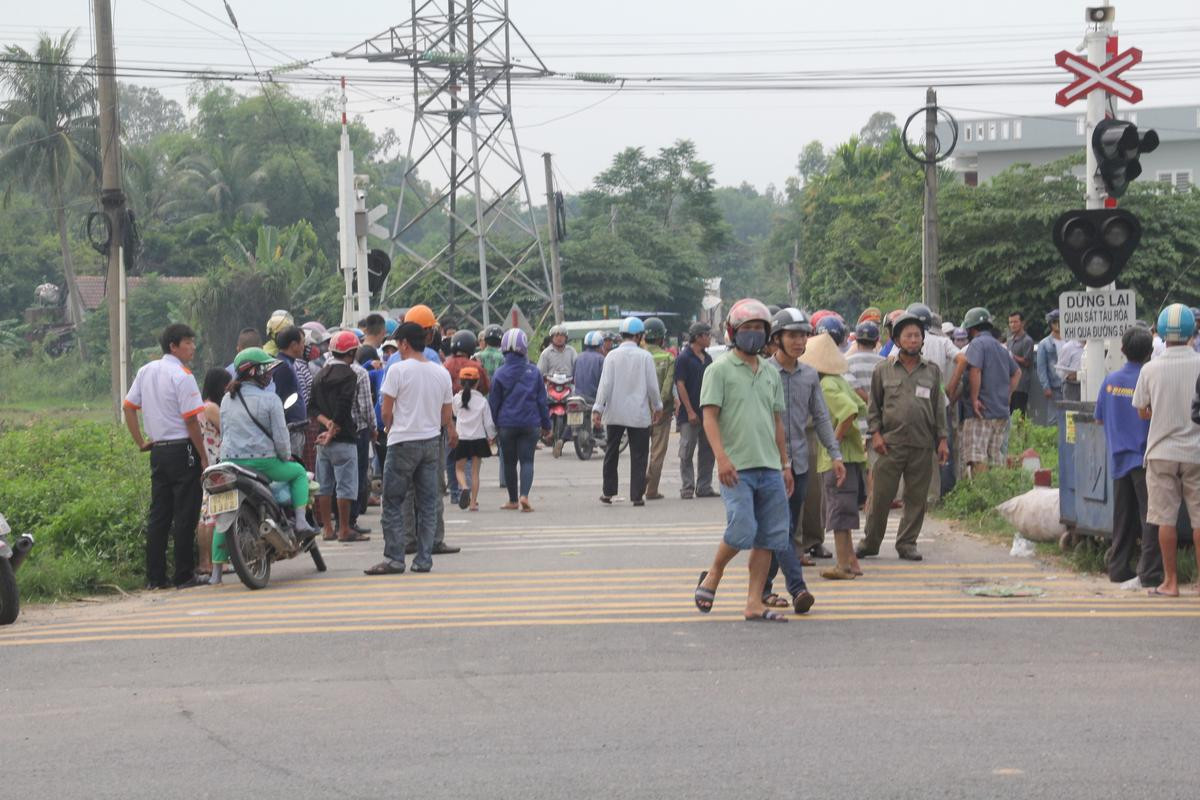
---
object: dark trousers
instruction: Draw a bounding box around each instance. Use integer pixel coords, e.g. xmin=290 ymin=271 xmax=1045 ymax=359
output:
xmin=354 ymin=429 xmax=371 ymax=521
xmin=1110 ymin=468 xmax=1164 ymax=585
xmin=146 ymin=442 xmax=202 ymax=586
xmin=603 ymin=424 xmax=651 ymax=501
xmin=1010 ymin=391 xmax=1029 ymax=415
xmin=765 ymin=470 xmax=810 ymax=598
xmin=498 ymin=426 xmax=539 ymax=502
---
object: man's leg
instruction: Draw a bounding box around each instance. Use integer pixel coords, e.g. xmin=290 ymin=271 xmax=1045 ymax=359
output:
xmin=411 ymin=438 xmax=441 ymax=570
xmin=446 ymin=443 xmax=460 ymax=503
xmin=746 ymin=547 xmax=773 ymax=617
xmin=497 ymin=428 xmax=519 ymax=504
xmin=859 ymin=447 xmax=904 ymax=556
xmin=1130 ymin=467 xmax=1163 ymax=586
xmin=773 ymin=471 xmax=810 ymax=602
xmin=627 ymin=426 xmax=651 ymax=503
xmin=353 ymin=430 xmax=371 ymax=526
xmin=678 ymin=420 xmax=697 ymax=498
xmin=800 ymin=428 xmax=826 ymax=554
xmin=379 ymin=444 xmax=414 ymax=567
xmin=1109 ymin=473 xmax=1141 ymax=582
xmin=696 ymin=426 xmax=716 ymax=496
xmin=168 ymin=444 xmax=202 ymax=585
xmin=1147 ymin=460 xmax=1183 ymax=595
xmin=601 ymin=425 xmax=624 ymax=498
xmin=144 ymin=449 xmax=174 ymax=587
xmin=895 ymin=447 xmax=934 ymax=556
xmin=644 ymin=414 xmax=671 ymax=498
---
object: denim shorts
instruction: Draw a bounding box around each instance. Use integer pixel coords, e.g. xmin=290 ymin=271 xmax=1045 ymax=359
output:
xmin=316 ymin=441 xmax=358 ymax=500
xmin=719 ymin=468 xmax=791 ymax=551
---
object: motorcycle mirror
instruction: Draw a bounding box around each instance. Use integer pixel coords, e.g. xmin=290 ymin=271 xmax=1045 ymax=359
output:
xmin=283 ymin=393 xmax=299 ymax=410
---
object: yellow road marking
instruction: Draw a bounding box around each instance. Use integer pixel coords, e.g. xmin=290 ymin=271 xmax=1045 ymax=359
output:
xmin=5 ymin=608 xmax=1200 ymax=647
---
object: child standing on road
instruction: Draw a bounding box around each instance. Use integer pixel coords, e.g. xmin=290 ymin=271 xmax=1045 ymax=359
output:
xmin=200 ymin=368 xmax=231 ymax=585
xmin=451 ymin=367 xmax=496 ymax=511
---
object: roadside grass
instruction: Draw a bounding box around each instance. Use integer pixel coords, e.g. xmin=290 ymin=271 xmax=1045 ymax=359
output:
xmin=0 ymin=352 xmax=109 ymax=426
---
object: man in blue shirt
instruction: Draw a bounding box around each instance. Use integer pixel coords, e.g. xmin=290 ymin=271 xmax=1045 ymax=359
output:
xmin=960 ymin=307 xmax=1019 ymax=476
xmin=1094 ymin=326 xmax=1163 ymax=588
xmin=573 ymin=331 xmax=606 ymax=401
xmin=1036 ymin=310 xmax=1064 ymax=404
xmin=272 ymin=325 xmax=309 ymax=458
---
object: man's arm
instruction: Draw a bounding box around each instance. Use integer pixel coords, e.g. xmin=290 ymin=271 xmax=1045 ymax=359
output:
xmin=703 ymin=405 xmax=737 ymax=488
xmin=123 ymin=406 xmax=152 ymax=451
xmin=1009 ymin=367 xmax=1022 ymax=398
xmin=946 ymin=351 xmax=968 ymax=403
xmin=810 ymin=382 xmax=843 ymax=461
xmin=645 ymin=354 xmax=664 ymax=421
xmin=774 ymin=412 xmax=794 ymax=497
xmin=676 ymin=380 xmax=697 ymax=421
xmin=382 ymin=393 xmax=395 ymax=432
xmin=968 ymin=367 xmax=984 ymax=417
xmin=442 ymin=402 xmax=457 ymax=448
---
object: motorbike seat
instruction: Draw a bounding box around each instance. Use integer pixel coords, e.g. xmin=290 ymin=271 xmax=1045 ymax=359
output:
xmin=220 ymin=462 xmax=273 ymax=487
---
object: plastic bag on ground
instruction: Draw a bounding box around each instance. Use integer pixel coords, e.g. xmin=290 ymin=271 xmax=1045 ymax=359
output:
xmin=1009 ymin=533 xmax=1036 ymax=558
xmin=996 ymin=487 xmax=1066 ymax=543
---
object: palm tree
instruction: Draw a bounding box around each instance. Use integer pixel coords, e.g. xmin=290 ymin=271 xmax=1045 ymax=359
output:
xmin=0 ymin=31 xmax=98 ymax=326
xmin=174 ymin=142 xmax=267 ymax=225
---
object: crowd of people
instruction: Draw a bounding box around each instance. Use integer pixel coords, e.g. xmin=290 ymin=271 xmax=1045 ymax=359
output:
xmin=120 ymin=295 xmax=1200 ymax=608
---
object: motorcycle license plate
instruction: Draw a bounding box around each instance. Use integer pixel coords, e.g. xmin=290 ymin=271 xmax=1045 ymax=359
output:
xmin=567 ymin=411 xmax=584 ymax=426
xmin=208 ymin=490 xmax=240 ymax=516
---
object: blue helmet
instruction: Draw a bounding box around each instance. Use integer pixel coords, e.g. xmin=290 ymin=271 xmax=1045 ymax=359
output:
xmin=583 ymin=330 xmax=604 ymax=348
xmin=384 ymin=318 xmax=400 ymax=336
xmin=815 ymin=315 xmax=847 ymax=346
xmin=1157 ymin=303 xmax=1196 ymax=343
xmin=351 ymin=327 xmax=365 ymax=342
xmin=500 ymin=328 xmax=529 ymax=355
xmin=619 ymin=317 xmax=645 ymax=335
xmin=854 ymin=320 xmax=880 ymax=343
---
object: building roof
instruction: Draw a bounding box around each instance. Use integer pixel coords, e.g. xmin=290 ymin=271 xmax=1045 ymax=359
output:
xmin=75 ymin=275 xmax=200 ymax=311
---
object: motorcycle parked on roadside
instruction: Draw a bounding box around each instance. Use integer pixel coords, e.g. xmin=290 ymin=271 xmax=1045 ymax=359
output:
xmin=545 ymin=372 xmax=573 ymax=458
xmin=0 ymin=512 xmax=34 ymax=625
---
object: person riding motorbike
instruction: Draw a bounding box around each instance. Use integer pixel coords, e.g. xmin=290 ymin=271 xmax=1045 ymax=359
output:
xmin=574 ymin=331 xmax=606 ymax=401
xmin=219 ymin=347 xmax=314 ymax=535
xmin=537 ymin=323 xmax=577 ymax=379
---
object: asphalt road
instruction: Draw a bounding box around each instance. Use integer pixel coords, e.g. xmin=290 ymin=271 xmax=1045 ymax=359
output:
xmin=4 ymin=435 xmax=1200 ymax=799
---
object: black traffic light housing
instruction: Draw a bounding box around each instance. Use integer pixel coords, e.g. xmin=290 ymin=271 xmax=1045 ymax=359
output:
xmin=1092 ymin=119 xmax=1159 ymax=198
xmin=352 ymin=249 xmax=392 ymax=295
xmin=1052 ymin=208 xmax=1141 ymax=287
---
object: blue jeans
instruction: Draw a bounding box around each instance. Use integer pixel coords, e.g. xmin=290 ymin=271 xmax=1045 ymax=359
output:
xmin=765 ymin=470 xmax=810 ymax=597
xmin=381 ymin=435 xmax=440 ymax=570
xmin=497 ymin=426 xmax=539 ymax=502
xmin=719 ymin=468 xmax=791 ymax=551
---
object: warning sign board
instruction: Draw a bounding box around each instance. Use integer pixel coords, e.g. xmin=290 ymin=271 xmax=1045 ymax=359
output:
xmin=1058 ymin=289 xmax=1136 ymax=341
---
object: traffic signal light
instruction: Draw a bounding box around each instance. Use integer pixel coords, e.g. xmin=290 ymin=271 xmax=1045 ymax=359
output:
xmin=1092 ymin=119 xmax=1159 ymax=198
xmin=1052 ymin=209 xmax=1141 ymax=287
xmin=366 ymin=249 xmax=391 ymax=293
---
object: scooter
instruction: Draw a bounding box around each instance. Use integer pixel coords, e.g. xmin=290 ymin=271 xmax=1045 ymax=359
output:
xmin=565 ymin=396 xmax=627 ymax=461
xmin=202 ymin=461 xmax=326 ymax=590
xmin=0 ymin=512 xmax=34 ymax=625
xmin=545 ymin=372 xmax=573 ymax=458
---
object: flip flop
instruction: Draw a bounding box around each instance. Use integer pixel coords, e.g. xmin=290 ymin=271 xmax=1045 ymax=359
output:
xmin=694 ymin=570 xmax=715 ymax=613
xmin=519 ymin=498 xmax=534 ymax=512
xmin=761 ymin=593 xmax=790 ymax=608
xmin=1147 ymin=588 xmax=1180 ymax=597
xmin=363 ymin=561 xmax=405 ymax=575
xmin=744 ymin=610 xmax=789 ymax=622
xmin=500 ymin=502 xmax=519 ymax=510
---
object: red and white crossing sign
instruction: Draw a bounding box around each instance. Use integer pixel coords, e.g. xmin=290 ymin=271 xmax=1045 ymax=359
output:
xmin=1055 ymin=47 xmax=1144 ymax=106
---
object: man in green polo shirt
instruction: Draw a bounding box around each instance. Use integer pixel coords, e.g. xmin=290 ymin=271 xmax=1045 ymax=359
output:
xmin=693 ymin=299 xmax=794 ymax=623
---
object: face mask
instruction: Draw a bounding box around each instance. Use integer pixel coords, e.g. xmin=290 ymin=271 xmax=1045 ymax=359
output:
xmin=734 ymin=328 xmax=767 ymax=354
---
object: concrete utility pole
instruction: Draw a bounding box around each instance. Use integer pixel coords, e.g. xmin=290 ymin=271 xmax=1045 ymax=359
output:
xmin=921 ymin=87 xmax=940 ymax=313
xmin=788 ymin=240 xmax=799 ymax=308
xmin=1081 ymin=9 xmax=1115 ymax=399
xmin=543 ymin=153 xmax=564 ymax=325
xmin=336 ymin=78 xmax=357 ymax=327
xmin=93 ymin=0 xmax=126 ymax=417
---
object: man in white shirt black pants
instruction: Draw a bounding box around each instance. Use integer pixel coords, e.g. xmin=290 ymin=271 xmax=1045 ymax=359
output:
xmin=592 ymin=317 xmax=664 ymax=506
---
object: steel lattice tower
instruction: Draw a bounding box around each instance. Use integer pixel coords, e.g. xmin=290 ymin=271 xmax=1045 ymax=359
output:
xmin=337 ymin=1 xmax=553 ymax=327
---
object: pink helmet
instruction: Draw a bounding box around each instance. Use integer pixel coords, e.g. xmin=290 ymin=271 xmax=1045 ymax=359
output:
xmin=725 ymin=298 xmax=772 ymax=334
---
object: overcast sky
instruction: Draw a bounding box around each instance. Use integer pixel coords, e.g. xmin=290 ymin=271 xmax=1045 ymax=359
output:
xmin=5 ymin=1 xmax=1198 ymax=191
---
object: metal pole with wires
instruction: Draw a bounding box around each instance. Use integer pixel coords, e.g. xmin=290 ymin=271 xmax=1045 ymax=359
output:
xmin=903 ymin=96 xmax=957 ymax=316
xmin=543 ymin=153 xmax=564 ymax=325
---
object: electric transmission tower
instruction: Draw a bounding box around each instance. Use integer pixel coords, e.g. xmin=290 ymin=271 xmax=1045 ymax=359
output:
xmin=337 ymin=0 xmax=553 ymax=327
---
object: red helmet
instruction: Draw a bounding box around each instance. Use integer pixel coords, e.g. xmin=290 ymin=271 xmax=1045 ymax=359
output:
xmin=330 ymin=330 xmax=360 ymax=355
xmin=725 ymin=298 xmax=772 ymax=336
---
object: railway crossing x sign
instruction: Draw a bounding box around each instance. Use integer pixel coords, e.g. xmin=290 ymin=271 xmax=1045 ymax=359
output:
xmin=1055 ymin=47 xmax=1144 ymax=106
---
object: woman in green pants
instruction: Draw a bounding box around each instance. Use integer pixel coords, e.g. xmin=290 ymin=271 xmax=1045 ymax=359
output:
xmin=218 ymin=347 xmax=314 ymax=537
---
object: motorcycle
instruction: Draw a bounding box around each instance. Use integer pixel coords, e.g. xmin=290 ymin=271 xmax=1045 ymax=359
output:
xmin=203 ymin=461 xmax=325 ymax=590
xmin=545 ymin=372 xmax=573 ymax=458
xmin=565 ymin=395 xmax=628 ymax=461
xmin=202 ymin=394 xmax=325 ymax=590
xmin=0 ymin=512 xmax=34 ymax=625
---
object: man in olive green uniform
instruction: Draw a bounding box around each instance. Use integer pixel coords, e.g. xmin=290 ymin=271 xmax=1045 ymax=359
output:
xmin=643 ymin=317 xmax=677 ymax=500
xmin=858 ymin=312 xmax=950 ymax=561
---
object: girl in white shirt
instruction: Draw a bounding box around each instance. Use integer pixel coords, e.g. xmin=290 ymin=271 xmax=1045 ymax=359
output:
xmin=449 ymin=367 xmax=496 ymax=511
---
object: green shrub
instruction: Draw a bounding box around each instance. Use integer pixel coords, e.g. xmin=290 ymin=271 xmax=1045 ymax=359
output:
xmin=0 ymin=421 xmax=149 ymax=600
xmin=939 ymin=468 xmax=1033 ymax=531
xmin=0 ymin=351 xmax=108 ymax=407
xmin=1007 ymin=413 xmax=1058 ymax=479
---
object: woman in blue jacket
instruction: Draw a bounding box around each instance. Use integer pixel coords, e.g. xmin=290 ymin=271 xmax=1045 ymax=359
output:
xmin=488 ymin=329 xmax=550 ymax=511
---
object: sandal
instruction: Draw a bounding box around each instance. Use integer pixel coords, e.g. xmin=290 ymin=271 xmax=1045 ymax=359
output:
xmin=363 ymin=561 xmax=405 ymax=575
xmin=458 ymin=491 xmax=471 ymax=510
xmin=761 ymin=593 xmax=790 ymax=608
xmin=500 ymin=502 xmax=519 ymax=510
xmin=519 ymin=498 xmax=534 ymax=512
xmin=694 ymin=570 xmax=715 ymax=613
xmin=745 ymin=610 xmax=788 ymax=622
xmin=469 ymin=503 xmax=479 ymax=512
xmin=339 ymin=532 xmax=371 ymax=543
